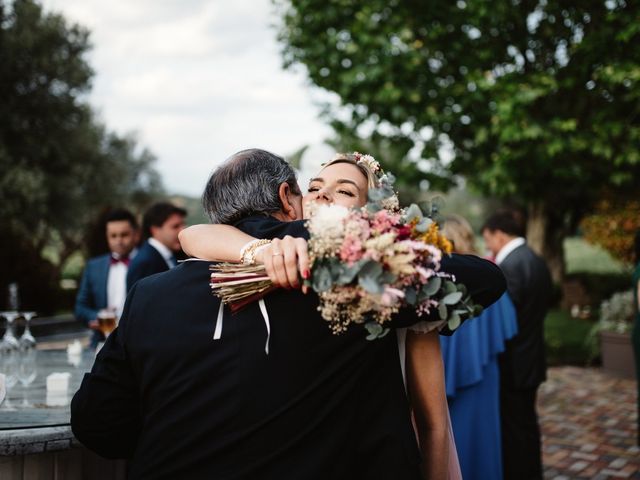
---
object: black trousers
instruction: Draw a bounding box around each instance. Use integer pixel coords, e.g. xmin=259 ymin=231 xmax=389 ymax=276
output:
xmin=500 ymin=387 xmax=543 ymax=480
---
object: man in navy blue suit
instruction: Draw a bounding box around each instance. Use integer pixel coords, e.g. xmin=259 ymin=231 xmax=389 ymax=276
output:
xmin=75 ymin=209 xmax=140 ymax=348
xmin=126 ymin=202 xmax=187 ymax=291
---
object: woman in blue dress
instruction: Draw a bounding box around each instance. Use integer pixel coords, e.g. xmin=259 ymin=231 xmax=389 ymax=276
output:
xmin=440 ymin=215 xmax=518 ymax=480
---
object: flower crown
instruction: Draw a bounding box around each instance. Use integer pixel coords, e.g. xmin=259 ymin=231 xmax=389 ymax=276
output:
xmin=352 ymin=152 xmax=382 ymax=176
xmin=351 ymin=152 xmax=400 ymax=211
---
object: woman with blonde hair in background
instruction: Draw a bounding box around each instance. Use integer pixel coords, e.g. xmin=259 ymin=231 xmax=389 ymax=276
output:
xmin=439 ymin=214 xmax=518 ymax=480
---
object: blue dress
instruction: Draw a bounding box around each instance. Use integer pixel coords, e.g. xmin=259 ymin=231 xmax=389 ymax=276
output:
xmin=440 ymin=293 xmax=518 ymax=480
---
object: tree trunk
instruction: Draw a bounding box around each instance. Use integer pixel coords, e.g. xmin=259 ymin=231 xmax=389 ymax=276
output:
xmin=526 ymin=202 xmax=566 ymax=285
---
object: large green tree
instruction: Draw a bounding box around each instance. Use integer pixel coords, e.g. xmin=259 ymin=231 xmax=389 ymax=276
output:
xmin=276 ymin=0 xmax=640 ymax=281
xmin=0 ymin=0 xmax=163 ymax=311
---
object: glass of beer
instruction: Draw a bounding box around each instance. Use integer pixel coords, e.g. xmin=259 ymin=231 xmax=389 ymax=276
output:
xmin=97 ymin=309 xmax=117 ymax=337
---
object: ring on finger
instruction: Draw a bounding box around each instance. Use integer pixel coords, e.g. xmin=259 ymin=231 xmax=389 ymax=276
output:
xmin=272 ymin=252 xmax=283 ymax=257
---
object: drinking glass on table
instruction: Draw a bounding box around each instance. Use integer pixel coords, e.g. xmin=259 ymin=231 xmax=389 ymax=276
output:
xmin=17 ymin=312 xmax=38 ymax=405
xmin=97 ymin=308 xmax=117 ymax=338
xmin=19 ymin=311 xmax=36 ymax=348
xmin=0 ymin=311 xmax=20 ymax=408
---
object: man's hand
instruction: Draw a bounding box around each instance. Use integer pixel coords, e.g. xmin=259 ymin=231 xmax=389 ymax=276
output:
xmin=88 ymin=319 xmax=100 ymax=330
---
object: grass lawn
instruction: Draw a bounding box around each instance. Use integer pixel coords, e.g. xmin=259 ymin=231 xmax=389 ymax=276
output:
xmin=564 ymin=237 xmax=627 ymax=274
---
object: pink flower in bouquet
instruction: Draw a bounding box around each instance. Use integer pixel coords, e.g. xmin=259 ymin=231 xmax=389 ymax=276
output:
xmin=339 ymin=235 xmax=363 ymax=265
xmin=371 ymin=209 xmax=398 ymax=233
xmin=381 ymin=286 xmax=405 ymax=307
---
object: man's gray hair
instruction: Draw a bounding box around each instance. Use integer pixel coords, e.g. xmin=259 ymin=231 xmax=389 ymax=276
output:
xmin=203 ymin=149 xmax=301 ymax=224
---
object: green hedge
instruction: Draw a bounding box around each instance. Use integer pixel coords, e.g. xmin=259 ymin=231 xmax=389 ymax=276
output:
xmin=544 ymin=309 xmax=595 ymax=366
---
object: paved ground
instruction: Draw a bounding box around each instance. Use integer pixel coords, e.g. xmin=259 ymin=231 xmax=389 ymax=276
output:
xmin=540 ymin=367 xmax=639 ymax=479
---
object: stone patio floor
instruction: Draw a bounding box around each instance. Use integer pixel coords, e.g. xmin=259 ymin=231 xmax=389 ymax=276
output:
xmin=540 ymin=366 xmax=639 ymax=479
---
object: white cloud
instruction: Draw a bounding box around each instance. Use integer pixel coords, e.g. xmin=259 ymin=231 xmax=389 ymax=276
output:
xmin=41 ymin=0 xmax=333 ymax=196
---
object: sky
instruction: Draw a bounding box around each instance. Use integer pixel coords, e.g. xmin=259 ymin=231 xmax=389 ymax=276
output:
xmin=41 ymin=0 xmax=335 ymax=196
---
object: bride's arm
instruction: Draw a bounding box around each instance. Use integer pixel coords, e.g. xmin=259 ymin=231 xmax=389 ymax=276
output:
xmin=179 ymin=224 xmax=255 ymax=262
xmin=406 ymin=329 xmax=450 ymax=480
xmin=179 ymin=225 xmax=310 ymax=290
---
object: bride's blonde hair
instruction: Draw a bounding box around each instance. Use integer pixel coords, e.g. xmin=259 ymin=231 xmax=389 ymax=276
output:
xmin=320 ymin=153 xmax=380 ymax=190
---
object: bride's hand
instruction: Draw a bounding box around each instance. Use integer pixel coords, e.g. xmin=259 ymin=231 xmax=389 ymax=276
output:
xmin=256 ymin=236 xmax=310 ymax=291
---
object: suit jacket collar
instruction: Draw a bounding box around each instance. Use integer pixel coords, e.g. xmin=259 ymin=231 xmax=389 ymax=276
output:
xmin=148 ymin=238 xmax=175 ymax=267
xmin=234 ymin=214 xmax=309 ymax=240
xmin=496 ymin=237 xmax=526 ymax=265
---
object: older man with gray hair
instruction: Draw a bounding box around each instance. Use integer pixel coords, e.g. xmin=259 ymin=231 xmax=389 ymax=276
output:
xmin=71 ymin=148 xmax=427 ymax=479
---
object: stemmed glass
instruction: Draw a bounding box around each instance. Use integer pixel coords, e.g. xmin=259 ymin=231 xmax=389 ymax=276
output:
xmin=0 ymin=311 xmax=20 ymax=408
xmin=19 ymin=312 xmax=36 ymax=348
xmin=17 ymin=312 xmax=37 ymax=405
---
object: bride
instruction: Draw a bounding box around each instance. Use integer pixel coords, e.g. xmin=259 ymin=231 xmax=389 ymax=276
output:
xmin=180 ymin=153 xmax=462 ymax=479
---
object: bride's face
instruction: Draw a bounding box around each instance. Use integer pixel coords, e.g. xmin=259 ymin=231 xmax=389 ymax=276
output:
xmin=303 ymin=162 xmax=368 ymax=217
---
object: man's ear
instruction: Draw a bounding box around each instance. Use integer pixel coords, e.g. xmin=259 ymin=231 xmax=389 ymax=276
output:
xmin=278 ymin=182 xmax=298 ymax=221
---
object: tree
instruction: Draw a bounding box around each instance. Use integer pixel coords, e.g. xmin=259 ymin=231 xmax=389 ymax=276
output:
xmin=276 ymin=0 xmax=640 ymax=281
xmin=0 ymin=0 xmax=163 ymax=311
xmin=581 ymin=195 xmax=640 ymax=265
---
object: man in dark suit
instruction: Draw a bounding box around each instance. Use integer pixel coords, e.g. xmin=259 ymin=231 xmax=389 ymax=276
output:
xmin=75 ymin=209 xmax=139 ymax=348
xmin=72 ymin=149 xmax=506 ymax=479
xmin=126 ymin=202 xmax=187 ymax=291
xmin=483 ymin=211 xmax=553 ymax=480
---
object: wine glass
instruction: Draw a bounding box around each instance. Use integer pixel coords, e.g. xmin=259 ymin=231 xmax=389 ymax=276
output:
xmin=19 ymin=312 xmax=37 ymax=348
xmin=17 ymin=347 xmax=37 ymax=406
xmin=0 ymin=311 xmax=20 ymax=409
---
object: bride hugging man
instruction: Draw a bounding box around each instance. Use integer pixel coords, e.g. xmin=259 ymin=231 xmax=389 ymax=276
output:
xmin=72 ymin=148 xmax=505 ymax=479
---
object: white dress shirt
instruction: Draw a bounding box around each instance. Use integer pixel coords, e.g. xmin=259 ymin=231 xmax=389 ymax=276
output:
xmin=148 ymin=237 xmax=177 ymax=269
xmin=107 ymin=248 xmax=137 ymax=320
xmin=495 ymin=237 xmax=526 ymax=266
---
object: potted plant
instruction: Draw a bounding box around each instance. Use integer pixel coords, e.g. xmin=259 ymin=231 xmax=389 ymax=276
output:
xmin=592 ymin=290 xmax=636 ymax=378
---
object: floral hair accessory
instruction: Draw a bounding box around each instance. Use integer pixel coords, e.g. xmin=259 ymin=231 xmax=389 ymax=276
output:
xmin=353 ymin=152 xmax=381 ymax=175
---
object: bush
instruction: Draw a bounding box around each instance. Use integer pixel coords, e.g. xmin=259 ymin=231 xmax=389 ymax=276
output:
xmin=580 ymin=198 xmax=640 ymax=265
xmin=563 ymin=271 xmax=631 ymax=308
xmin=545 ymin=309 xmax=595 ymax=366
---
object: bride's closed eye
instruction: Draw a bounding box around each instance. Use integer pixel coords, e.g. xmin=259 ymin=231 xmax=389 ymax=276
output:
xmin=337 ymin=190 xmax=355 ymax=197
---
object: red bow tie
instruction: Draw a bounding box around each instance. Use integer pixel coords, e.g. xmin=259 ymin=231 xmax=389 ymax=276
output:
xmin=110 ymin=255 xmax=130 ymax=266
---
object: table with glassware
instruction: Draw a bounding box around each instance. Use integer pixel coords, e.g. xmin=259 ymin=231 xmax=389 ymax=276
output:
xmin=0 ymin=311 xmax=126 ymax=479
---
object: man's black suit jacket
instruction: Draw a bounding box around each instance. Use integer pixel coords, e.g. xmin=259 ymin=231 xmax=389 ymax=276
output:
xmin=71 ymin=215 xmax=505 ymax=479
xmin=126 ymin=240 xmax=170 ymax=291
xmin=498 ymin=243 xmax=553 ymax=390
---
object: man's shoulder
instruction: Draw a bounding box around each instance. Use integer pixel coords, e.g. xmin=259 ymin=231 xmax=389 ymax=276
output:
xmin=86 ymin=254 xmax=110 ymax=270
xmin=130 ymin=242 xmax=160 ymax=263
xmin=134 ymin=260 xmax=209 ymax=291
xmin=235 ymin=215 xmax=308 ymax=240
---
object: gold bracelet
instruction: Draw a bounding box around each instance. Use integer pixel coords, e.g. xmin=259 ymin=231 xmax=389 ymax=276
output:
xmin=240 ymin=239 xmax=272 ymax=265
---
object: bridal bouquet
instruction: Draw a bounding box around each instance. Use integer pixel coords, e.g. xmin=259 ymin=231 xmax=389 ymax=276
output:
xmin=211 ymin=175 xmax=481 ymax=339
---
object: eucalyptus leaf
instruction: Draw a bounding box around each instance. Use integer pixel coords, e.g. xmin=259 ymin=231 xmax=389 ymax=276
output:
xmin=438 ymin=303 xmax=448 ymax=320
xmin=337 ymin=262 xmax=362 ymax=285
xmin=366 ymin=202 xmax=382 ymax=213
xmin=405 ymin=287 xmax=417 ymax=306
xmin=312 ymin=265 xmax=333 ymax=292
xmin=405 ymin=204 xmax=423 ymax=222
xmin=368 ymin=188 xmax=387 ymax=201
xmin=443 ymin=281 xmax=457 ymax=295
xmin=415 ymin=218 xmax=433 ymax=233
xmin=442 ymin=291 xmax=463 ymax=305
xmin=423 ymin=277 xmax=442 ymax=297
xmin=365 ymin=321 xmax=385 ymax=340
xmin=447 ymin=312 xmax=461 ymax=330
xmin=359 ymin=275 xmax=384 ymax=294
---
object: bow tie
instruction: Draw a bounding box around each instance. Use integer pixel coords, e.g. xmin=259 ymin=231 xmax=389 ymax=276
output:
xmin=110 ymin=255 xmax=130 ymax=266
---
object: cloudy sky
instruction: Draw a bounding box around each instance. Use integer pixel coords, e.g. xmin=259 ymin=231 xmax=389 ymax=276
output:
xmin=41 ymin=0 xmax=334 ymax=196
